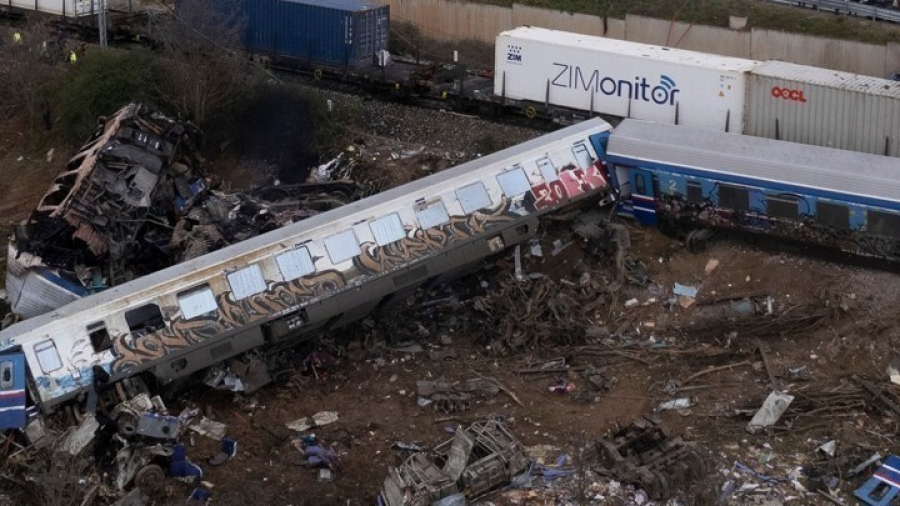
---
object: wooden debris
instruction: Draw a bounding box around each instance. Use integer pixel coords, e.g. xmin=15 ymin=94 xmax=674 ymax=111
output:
xmin=684 ymin=360 xmax=754 ymax=383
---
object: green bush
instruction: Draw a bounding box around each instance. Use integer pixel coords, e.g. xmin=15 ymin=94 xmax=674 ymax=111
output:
xmin=53 ymin=48 xmax=159 ymax=142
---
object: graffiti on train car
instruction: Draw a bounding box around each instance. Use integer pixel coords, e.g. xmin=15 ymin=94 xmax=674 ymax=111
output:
xmin=532 ymin=164 xmax=608 ymax=211
xmin=110 ymin=270 xmax=346 ymax=373
xmin=354 ymin=199 xmax=518 ymax=275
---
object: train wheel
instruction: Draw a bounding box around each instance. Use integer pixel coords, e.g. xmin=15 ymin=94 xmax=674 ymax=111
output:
xmin=525 ymin=106 xmax=537 ymax=119
xmin=135 ymin=464 xmax=165 ymax=494
xmin=685 ymin=229 xmax=712 ymax=253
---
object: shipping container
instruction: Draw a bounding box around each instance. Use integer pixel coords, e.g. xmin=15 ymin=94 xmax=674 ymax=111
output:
xmin=745 ymin=61 xmax=900 ymax=157
xmin=8 ymin=0 xmax=97 ymax=17
xmin=495 ymin=27 xmax=757 ymax=132
xmin=274 ymin=0 xmax=389 ymax=69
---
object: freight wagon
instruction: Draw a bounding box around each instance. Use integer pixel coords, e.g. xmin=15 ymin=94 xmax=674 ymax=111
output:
xmin=745 ymin=61 xmax=900 ymax=157
xmin=495 ymin=27 xmax=900 ymax=157
xmin=494 ymin=27 xmax=757 ymax=133
xmin=197 ymin=0 xmax=390 ymax=71
xmin=0 ymin=117 xmax=615 ymax=429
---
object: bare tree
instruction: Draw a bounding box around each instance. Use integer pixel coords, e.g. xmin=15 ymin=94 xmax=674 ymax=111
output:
xmin=148 ymin=0 xmax=255 ymax=125
xmin=0 ymin=24 xmax=64 ymax=135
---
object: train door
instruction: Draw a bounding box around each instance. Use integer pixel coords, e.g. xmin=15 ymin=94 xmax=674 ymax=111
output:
xmin=629 ymin=169 xmax=658 ymax=226
xmin=0 ymin=353 xmax=26 ymax=429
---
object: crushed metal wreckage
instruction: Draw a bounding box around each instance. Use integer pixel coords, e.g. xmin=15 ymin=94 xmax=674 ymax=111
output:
xmin=379 ymin=419 xmax=529 ymax=506
xmin=6 ymin=103 xmax=360 ymax=319
xmin=594 ymin=417 xmax=709 ymax=500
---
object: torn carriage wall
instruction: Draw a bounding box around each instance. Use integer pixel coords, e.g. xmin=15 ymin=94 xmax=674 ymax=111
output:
xmin=6 ymin=103 xmax=206 ymax=319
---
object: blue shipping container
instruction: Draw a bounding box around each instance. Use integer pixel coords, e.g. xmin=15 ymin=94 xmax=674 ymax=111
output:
xmin=274 ymin=0 xmax=389 ymax=69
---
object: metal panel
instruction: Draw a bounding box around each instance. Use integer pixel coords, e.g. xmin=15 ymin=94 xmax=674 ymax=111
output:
xmin=745 ymin=61 xmax=900 ymax=157
xmin=274 ymin=0 xmax=389 ymax=68
xmin=495 ymin=27 xmax=756 ymax=132
xmin=0 ymin=353 xmax=27 ymax=430
xmin=9 ymin=0 xmax=97 ymax=17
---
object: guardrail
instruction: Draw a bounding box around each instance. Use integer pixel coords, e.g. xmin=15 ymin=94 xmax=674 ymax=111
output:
xmin=766 ymin=0 xmax=900 ymax=24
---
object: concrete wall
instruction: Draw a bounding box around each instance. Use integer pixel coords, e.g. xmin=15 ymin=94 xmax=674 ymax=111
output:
xmin=511 ymin=4 xmax=608 ymax=37
xmin=624 ymin=15 xmax=752 ymax=58
xmin=374 ymin=0 xmax=896 ymax=77
xmin=380 ymin=0 xmax=511 ymax=42
xmin=751 ymin=29 xmax=887 ymax=77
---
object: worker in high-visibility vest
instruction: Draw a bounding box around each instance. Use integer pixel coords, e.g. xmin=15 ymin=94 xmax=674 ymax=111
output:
xmin=69 ymin=50 xmax=78 ymax=65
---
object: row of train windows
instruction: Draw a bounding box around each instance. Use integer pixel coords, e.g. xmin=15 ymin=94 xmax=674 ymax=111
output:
xmin=689 ymin=182 xmax=900 ymax=237
xmin=66 ymin=144 xmax=598 ymax=358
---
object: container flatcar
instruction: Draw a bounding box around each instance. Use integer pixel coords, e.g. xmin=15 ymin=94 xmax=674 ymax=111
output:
xmin=745 ymin=60 xmax=900 ymax=157
xmin=494 ymin=26 xmax=757 ymax=133
xmin=198 ymin=0 xmax=389 ymax=70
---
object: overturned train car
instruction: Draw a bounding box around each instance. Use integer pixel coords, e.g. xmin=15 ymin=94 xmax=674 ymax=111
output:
xmin=6 ymin=104 xmax=207 ymax=319
xmin=0 ymin=118 xmax=615 ymax=428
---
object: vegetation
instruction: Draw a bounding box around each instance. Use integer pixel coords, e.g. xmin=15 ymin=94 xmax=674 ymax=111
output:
xmin=53 ymin=49 xmax=158 ymax=142
xmin=473 ymin=0 xmax=900 ymax=45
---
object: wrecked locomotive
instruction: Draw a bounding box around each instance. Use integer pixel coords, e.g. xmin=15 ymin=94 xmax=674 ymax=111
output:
xmin=0 ymin=117 xmax=615 ymax=428
xmin=597 ymin=119 xmax=900 ymax=261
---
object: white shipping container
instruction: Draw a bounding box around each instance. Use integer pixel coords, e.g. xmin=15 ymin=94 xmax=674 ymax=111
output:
xmin=745 ymin=61 xmax=900 ymax=158
xmin=495 ymin=27 xmax=758 ymax=132
xmin=9 ymin=0 xmax=98 ymax=17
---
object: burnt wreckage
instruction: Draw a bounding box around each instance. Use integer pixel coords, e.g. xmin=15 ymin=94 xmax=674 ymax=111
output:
xmin=7 ymin=104 xmax=206 ymax=318
xmin=6 ymin=103 xmax=357 ymax=319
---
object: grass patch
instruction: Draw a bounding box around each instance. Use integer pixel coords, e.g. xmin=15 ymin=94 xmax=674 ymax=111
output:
xmin=473 ymin=0 xmax=900 ymax=45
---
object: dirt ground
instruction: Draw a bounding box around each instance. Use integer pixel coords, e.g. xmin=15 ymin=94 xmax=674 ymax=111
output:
xmin=2 ymin=103 xmax=900 ymax=506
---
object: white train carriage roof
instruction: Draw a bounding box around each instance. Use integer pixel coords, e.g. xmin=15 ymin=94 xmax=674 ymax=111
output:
xmin=607 ymin=119 xmax=900 ymax=206
xmin=0 ymin=117 xmax=612 ymax=341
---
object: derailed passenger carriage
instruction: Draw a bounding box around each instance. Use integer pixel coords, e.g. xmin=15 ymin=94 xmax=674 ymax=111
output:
xmin=598 ymin=119 xmax=900 ymax=260
xmin=0 ymin=118 xmax=614 ymax=428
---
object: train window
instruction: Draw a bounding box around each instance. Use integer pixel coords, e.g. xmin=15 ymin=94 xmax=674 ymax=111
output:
xmin=867 ymin=210 xmax=900 ymax=237
xmin=634 ymin=174 xmax=647 ymax=195
xmin=718 ymin=185 xmax=750 ymax=212
xmin=370 ymin=213 xmax=406 ymax=246
xmin=536 ymin=158 xmax=557 ymax=182
xmin=177 ymin=286 xmax=218 ymax=320
xmin=324 ymin=230 xmax=361 ymax=264
xmin=227 ymin=264 xmax=267 ymax=300
xmin=88 ymin=321 xmax=112 ymax=353
xmin=276 ymin=247 xmax=315 ymax=281
xmin=686 ymin=181 xmax=703 ymax=203
xmin=415 ymin=200 xmax=450 ymax=230
xmin=497 ymin=167 xmax=531 ymax=198
xmin=0 ymin=361 xmax=12 ymax=389
xmin=457 ymin=182 xmax=491 ymax=214
xmin=571 ymin=143 xmax=594 ymax=169
xmin=34 ymin=340 xmax=62 ymax=373
xmin=767 ymin=196 xmax=799 ymax=220
xmin=816 ymin=202 xmax=850 ymax=229
xmin=125 ymin=304 xmax=165 ymax=336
